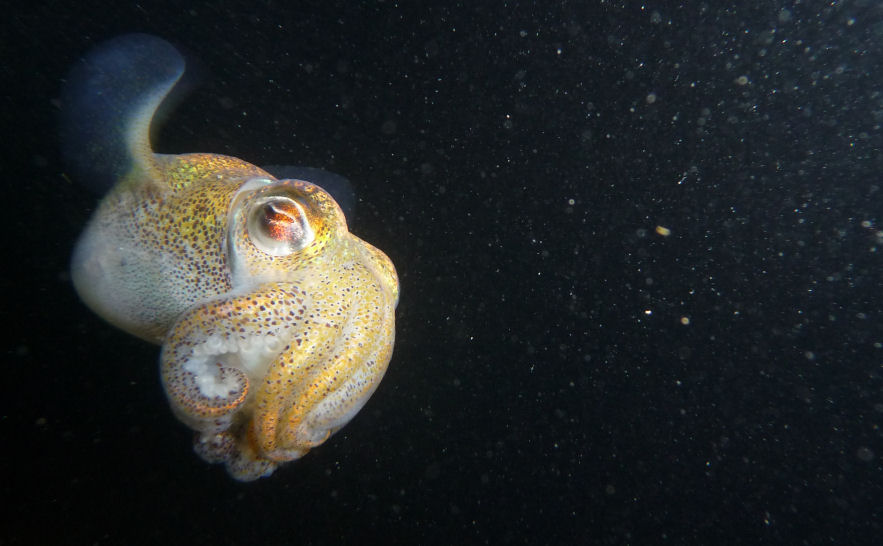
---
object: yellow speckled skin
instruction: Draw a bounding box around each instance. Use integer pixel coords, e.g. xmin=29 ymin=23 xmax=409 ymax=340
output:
xmin=67 ymin=35 xmax=398 ymax=480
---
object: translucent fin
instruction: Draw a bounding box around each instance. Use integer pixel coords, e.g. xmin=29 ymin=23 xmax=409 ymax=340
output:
xmin=60 ymin=34 xmax=185 ymax=194
xmin=262 ymin=165 xmax=357 ymax=219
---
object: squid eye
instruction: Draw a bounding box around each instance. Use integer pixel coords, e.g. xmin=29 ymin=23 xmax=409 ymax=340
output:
xmin=247 ymin=196 xmax=314 ymax=256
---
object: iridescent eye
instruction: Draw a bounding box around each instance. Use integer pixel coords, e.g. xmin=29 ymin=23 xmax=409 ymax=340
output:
xmin=247 ymin=196 xmax=314 ymax=256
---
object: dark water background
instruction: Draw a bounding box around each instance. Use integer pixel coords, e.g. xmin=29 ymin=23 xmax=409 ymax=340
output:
xmin=3 ymin=1 xmax=882 ymax=544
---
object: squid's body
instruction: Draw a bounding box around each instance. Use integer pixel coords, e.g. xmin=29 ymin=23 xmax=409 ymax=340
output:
xmin=64 ymin=34 xmax=398 ymax=480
